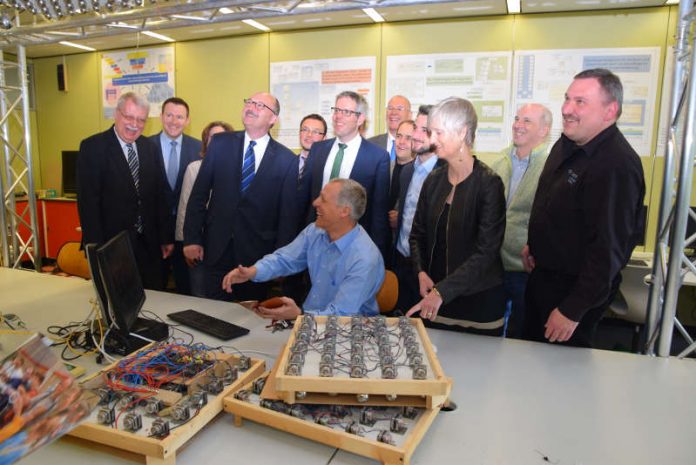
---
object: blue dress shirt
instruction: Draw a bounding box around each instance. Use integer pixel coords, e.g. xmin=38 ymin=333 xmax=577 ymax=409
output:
xmin=507 ymin=149 xmax=530 ymax=206
xmin=397 ymin=155 xmax=438 ymax=257
xmin=253 ymin=223 xmax=385 ymax=316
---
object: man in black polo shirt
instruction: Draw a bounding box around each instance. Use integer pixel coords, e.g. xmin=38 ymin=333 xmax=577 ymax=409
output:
xmin=521 ymin=68 xmax=645 ymax=347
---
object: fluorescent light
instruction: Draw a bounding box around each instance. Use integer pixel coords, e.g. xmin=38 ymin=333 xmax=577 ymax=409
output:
xmin=665 ymin=0 xmax=679 ymax=4
xmin=142 ymin=30 xmax=175 ymax=42
xmin=108 ymin=22 xmax=138 ymax=29
xmin=242 ymin=19 xmax=271 ymax=32
xmin=59 ymin=41 xmax=96 ymax=51
xmin=362 ymin=8 xmax=385 ymax=23
xmin=171 ymin=14 xmax=208 ymax=22
xmin=507 ymin=0 xmax=521 ymax=13
xmin=219 ymin=7 xmax=234 ymax=14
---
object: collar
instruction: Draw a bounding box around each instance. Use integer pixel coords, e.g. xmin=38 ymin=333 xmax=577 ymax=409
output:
xmin=415 ymin=154 xmax=438 ymax=171
xmin=561 ymin=123 xmax=618 ymax=158
xmin=335 ymin=132 xmax=362 ymax=150
xmin=326 ymin=223 xmax=360 ymax=253
xmin=161 ymin=132 xmax=183 ymax=147
xmin=300 ymin=150 xmax=309 ymax=160
xmin=113 ymin=126 xmax=135 ymax=149
xmin=244 ymin=131 xmax=270 ymax=146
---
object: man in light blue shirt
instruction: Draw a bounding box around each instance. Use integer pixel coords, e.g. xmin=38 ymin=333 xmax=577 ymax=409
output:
xmin=222 ymin=178 xmax=385 ymax=319
xmin=393 ymin=105 xmax=440 ymax=311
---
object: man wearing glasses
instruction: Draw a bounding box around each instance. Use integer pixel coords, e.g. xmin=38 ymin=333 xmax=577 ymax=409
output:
xmin=301 ymin=91 xmax=390 ymax=260
xmin=184 ymin=92 xmax=301 ymax=302
xmin=77 ymin=92 xmax=173 ymax=290
xmin=298 ymin=114 xmax=327 ymax=180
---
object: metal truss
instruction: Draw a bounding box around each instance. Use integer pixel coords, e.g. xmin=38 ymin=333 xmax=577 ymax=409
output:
xmin=0 ymin=44 xmax=40 ymax=270
xmin=0 ymin=0 xmax=454 ymax=49
xmin=646 ymin=0 xmax=696 ymax=358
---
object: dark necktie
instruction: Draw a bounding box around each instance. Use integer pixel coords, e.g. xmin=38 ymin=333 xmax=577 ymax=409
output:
xmin=241 ymin=140 xmax=256 ymax=193
xmin=330 ymin=143 xmax=347 ymax=180
xmin=167 ymin=140 xmax=178 ymax=190
xmin=126 ymin=143 xmax=143 ymax=233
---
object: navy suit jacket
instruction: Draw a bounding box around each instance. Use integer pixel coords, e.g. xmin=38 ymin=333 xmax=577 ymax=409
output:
xmin=184 ymin=131 xmax=300 ymax=267
xmin=303 ymin=137 xmax=390 ymax=258
xmin=77 ymin=126 xmax=171 ymax=249
xmin=150 ymin=132 xmax=202 ymax=229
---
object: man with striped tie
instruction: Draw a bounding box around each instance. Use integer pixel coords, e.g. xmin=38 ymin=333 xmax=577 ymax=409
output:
xmin=77 ymin=92 xmax=173 ymax=290
xmin=183 ymin=92 xmax=300 ymax=302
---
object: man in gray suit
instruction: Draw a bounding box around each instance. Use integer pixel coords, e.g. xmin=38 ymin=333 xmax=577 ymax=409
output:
xmin=150 ymin=97 xmax=202 ymax=295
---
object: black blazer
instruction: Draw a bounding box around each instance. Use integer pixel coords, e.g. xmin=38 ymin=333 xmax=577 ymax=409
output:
xmin=302 ymin=137 xmax=390 ymax=258
xmin=183 ymin=131 xmax=300 ymax=267
xmin=410 ymin=158 xmax=505 ymax=303
xmin=149 ymin=132 xmax=202 ymax=226
xmin=76 ymin=126 xmax=172 ymax=249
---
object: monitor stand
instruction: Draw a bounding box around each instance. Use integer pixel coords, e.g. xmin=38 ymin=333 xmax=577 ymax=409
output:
xmin=104 ymin=317 xmax=169 ymax=356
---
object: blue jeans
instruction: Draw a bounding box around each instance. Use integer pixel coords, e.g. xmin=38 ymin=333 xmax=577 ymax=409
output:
xmin=503 ymin=271 xmax=528 ymax=339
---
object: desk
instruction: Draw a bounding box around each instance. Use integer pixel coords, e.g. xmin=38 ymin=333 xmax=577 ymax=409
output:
xmin=2 ymin=269 xmax=694 ymax=465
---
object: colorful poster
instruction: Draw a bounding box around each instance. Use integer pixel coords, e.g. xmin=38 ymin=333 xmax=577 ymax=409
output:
xmin=101 ymin=46 xmax=175 ymax=119
xmin=386 ymin=52 xmax=513 ymax=153
xmin=270 ymin=57 xmax=377 ymax=149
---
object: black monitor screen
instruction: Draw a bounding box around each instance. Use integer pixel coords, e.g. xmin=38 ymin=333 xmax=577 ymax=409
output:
xmin=62 ymin=150 xmax=79 ymax=197
xmin=96 ymin=231 xmax=145 ymax=334
xmin=85 ymin=243 xmax=110 ymax=327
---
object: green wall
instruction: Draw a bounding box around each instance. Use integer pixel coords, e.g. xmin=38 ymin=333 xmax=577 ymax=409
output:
xmin=32 ymin=6 xmax=679 ymax=251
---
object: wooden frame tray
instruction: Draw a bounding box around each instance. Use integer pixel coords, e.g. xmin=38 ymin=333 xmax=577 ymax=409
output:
xmin=274 ymin=316 xmax=450 ymax=405
xmin=68 ymin=344 xmax=265 ymax=465
xmin=225 ymin=371 xmax=447 ymax=465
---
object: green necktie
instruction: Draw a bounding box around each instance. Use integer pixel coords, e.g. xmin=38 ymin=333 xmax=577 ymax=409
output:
xmin=330 ymin=143 xmax=347 ymax=180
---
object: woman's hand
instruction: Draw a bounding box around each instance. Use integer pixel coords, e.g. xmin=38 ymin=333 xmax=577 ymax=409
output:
xmin=406 ymin=289 xmax=443 ymax=321
xmin=418 ymin=271 xmax=434 ymax=298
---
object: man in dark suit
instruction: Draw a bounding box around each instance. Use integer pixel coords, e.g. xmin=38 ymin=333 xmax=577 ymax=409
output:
xmin=183 ymin=92 xmax=300 ymax=302
xmin=149 ymin=97 xmax=202 ymax=295
xmin=369 ymin=95 xmax=412 ymax=209
xmin=302 ymin=91 xmax=390 ymax=259
xmin=77 ymin=92 xmax=173 ymax=290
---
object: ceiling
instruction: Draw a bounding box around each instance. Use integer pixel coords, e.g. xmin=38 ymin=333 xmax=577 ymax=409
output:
xmin=0 ymin=0 xmax=673 ymax=58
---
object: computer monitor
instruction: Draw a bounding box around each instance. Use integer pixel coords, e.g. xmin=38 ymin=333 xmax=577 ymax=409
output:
xmin=95 ymin=231 xmax=146 ymax=335
xmin=61 ymin=150 xmax=79 ymax=198
xmin=84 ymin=243 xmax=110 ymax=326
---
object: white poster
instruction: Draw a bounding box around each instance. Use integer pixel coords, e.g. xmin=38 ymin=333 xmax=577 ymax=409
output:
xmin=270 ymin=57 xmax=377 ymax=149
xmin=101 ymin=46 xmax=176 ymax=119
xmin=512 ymin=48 xmax=661 ymax=156
xmin=386 ymin=52 xmax=513 ymax=153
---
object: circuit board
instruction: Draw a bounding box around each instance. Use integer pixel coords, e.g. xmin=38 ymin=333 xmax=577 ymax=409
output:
xmin=68 ymin=342 xmax=265 ymax=465
xmin=274 ymin=315 xmax=450 ymax=406
xmin=224 ymin=371 xmax=442 ymax=465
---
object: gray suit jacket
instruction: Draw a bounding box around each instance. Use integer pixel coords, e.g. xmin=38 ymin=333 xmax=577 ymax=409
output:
xmin=369 ymin=132 xmax=394 ymax=178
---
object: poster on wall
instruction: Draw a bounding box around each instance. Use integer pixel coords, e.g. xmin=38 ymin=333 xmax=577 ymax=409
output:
xmin=512 ymin=47 xmax=661 ymax=157
xmin=386 ymin=52 xmax=513 ymax=153
xmin=101 ymin=46 xmax=175 ymax=119
xmin=270 ymin=56 xmax=377 ymax=149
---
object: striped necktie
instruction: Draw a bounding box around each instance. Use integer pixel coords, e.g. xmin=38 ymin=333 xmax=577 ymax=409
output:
xmin=241 ymin=140 xmax=256 ymax=193
xmin=126 ymin=143 xmax=143 ymax=233
xmin=330 ymin=143 xmax=347 ymax=180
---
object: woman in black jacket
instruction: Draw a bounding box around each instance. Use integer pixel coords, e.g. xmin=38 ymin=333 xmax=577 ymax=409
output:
xmin=406 ymin=97 xmax=507 ymax=335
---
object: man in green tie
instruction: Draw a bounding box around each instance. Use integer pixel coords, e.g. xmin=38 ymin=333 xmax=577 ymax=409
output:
xmin=300 ymin=91 xmax=391 ymax=260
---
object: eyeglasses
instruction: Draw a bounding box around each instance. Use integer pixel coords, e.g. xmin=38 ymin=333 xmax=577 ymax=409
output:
xmin=243 ymin=98 xmax=278 ymax=115
xmin=331 ymin=106 xmax=361 ymax=117
xmin=300 ymin=127 xmax=325 ymax=136
xmin=118 ymin=109 xmax=147 ymax=126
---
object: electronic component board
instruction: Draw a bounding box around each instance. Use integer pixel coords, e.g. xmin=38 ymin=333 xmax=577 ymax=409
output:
xmin=68 ymin=342 xmax=264 ymax=465
xmin=274 ymin=315 xmax=450 ymax=406
xmin=224 ymin=371 xmax=442 ymax=465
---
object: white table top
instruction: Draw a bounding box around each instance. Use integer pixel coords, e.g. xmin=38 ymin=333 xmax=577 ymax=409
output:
xmin=1 ymin=268 xmax=694 ymax=465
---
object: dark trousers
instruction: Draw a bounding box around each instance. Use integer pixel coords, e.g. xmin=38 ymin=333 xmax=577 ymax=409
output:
xmin=161 ymin=241 xmax=191 ymax=295
xmin=129 ymin=230 xmax=164 ymax=291
xmin=394 ymin=251 xmax=420 ymax=312
xmin=503 ymin=271 xmax=529 ymax=339
xmin=523 ymin=268 xmax=617 ymax=348
xmin=200 ymin=240 xmax=269 ymax=302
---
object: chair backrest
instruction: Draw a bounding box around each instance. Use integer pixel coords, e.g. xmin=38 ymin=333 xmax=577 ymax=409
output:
xmin=376 ymin=270 xmax=398 ymax=314
xmin=609 ymin=263 xmax=651 ymax=325
xmin=56 ymin=241 xmax=90 ymax=279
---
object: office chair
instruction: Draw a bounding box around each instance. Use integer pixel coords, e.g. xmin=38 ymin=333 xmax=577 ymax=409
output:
xmin=377 ymin=270 xmax=399 ymax=314
xmin=55 ymin=241 xmax=90 ymax=279
xmin=608 ymin=261 xmax=652 ymax=352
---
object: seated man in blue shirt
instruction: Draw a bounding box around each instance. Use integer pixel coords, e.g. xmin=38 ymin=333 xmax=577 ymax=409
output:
xmin=222 ymin=178 xmax=385 ymax=319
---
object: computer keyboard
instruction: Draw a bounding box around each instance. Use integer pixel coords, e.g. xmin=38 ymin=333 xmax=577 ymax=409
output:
xmin=167 ymin=309 xmax=250 ymax=341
